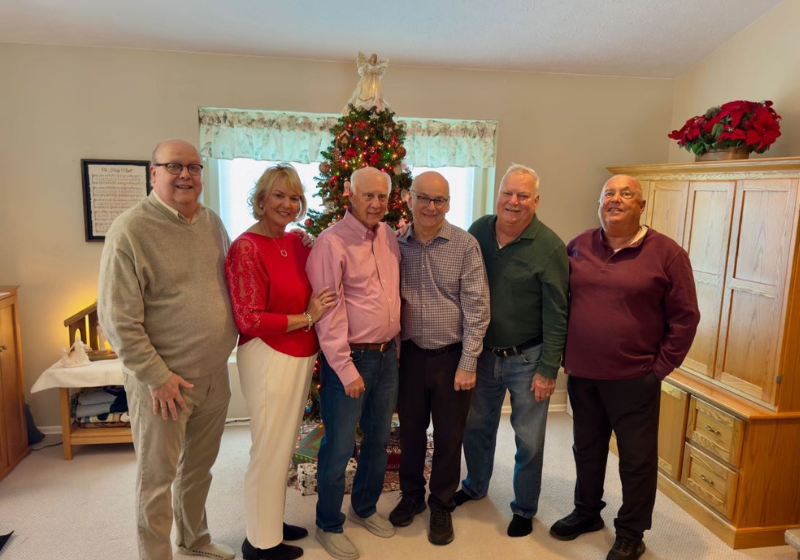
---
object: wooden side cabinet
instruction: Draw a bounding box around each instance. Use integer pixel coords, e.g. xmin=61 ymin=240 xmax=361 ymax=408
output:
xmin=0 ymin=287 xmax=30 ymax=481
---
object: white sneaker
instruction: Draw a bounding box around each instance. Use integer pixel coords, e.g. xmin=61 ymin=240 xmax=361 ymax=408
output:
xmin=315 ymin=527 xmax=360 ymax=560
xmin=177 ymin=541 xmax=235 ymax=559
xmin=347 ymin=506 xmax=395 ymax=538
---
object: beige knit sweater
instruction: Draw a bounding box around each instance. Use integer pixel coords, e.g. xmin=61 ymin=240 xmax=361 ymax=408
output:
xmin=98 ymin=194 xmax=238 ymax=389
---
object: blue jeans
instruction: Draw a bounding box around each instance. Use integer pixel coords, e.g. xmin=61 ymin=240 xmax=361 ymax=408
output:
xmin=315 ymin=343 xmax=399 ymax=533
xmin=461 ymin=344 xmax=549 ymax=518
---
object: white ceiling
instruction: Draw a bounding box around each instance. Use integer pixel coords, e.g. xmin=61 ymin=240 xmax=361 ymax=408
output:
xmin=0 ymin=0 xmax=782 ymax=78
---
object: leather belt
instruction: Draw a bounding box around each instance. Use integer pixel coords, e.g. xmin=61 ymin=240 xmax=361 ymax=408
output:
xmin=350 ymin=340 xmax=394 ymax=353
xmin=485 ymin=335 xmax=543 ymax=358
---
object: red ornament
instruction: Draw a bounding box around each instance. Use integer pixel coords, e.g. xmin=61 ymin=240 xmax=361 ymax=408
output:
xmin=397 ymin=147 xmax=407 ymax=157
xmin=369 ymin=154 xmax=381 ymax=165
xmin=304 ymin=218 xmax=313 ymax=227
xmin=345 ymin=147 xmax=357 ymax=158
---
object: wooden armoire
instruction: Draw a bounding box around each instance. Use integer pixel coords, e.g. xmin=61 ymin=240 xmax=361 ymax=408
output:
xmin=607 ymin=158 xmax=800 ymax=549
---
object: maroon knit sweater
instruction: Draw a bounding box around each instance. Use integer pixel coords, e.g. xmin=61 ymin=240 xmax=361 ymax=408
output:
xmin=564 ymin=227 xmax=700 ymax=381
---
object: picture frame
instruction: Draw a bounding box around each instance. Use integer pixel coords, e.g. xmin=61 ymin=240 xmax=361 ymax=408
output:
xmin=81 ymin=159 xmax=152 ymax=242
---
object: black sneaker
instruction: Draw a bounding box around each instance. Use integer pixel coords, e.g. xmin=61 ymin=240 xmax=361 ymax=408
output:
xmin=507 ymin=514 xmax=532 ymax=537
xmin=389 ymin=493 xmax=426 ymax=527
xmin=283 ymin=522 xmax=308 ymax=541
xmin=549 ymin=510 xmax=605 ymax=541
xmin=428 ymin=508 xmax=454 ymax=545
xmin=242 ymin=538 xmax=303 ymax=560
xmin=453 ymin=489 xmax=474 ymax=507
xmin=606 ymin=537 xmax=646 ymax=560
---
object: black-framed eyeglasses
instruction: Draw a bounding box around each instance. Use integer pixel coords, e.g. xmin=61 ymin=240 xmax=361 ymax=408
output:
xmin=410 ymin=189 xmax=449 ymax=208
xmin=154 ymin=162 xmax=204 ymax=176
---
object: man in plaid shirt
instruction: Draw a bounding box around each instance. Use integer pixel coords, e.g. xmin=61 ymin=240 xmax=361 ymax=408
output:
xmin=389 ymin=171 xmax=490 ymax=545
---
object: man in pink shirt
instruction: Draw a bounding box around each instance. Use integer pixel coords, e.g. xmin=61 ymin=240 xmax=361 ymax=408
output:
xmin=306 ymin=166 xmax=401 ymax=560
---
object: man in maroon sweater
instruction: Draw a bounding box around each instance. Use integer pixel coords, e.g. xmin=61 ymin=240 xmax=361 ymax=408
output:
xmin=550 ymin=174 xmax=700 ymax=560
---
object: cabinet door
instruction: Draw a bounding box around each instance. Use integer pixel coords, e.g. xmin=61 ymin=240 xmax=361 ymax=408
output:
xmin=0 ymin=303 xmax=27 ymax=467
xmin=640 ymin=181 xmax=653 ymax=226
xmin=645 ymin=181 xmax=688 ymax=244
xmin=658 ymin=383 xmax=689 ymax=480
xmin=681 ymin=182 xmax=735 ymax=378
xmin=716 ymin=179 xmax=799 ymax=406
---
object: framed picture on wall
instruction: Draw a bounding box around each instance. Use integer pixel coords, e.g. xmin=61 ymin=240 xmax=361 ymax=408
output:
xmin=81 ymin=159 xmax=152 ymax=242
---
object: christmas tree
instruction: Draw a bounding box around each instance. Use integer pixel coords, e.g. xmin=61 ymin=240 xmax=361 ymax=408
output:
xmin=302 ymin=104 xmax=413 ymax=236
xmin=301 ymin=54 xmax=412 ymax=422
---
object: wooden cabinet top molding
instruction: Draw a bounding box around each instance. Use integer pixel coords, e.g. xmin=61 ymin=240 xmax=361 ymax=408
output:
xmin=0 ymin=287 xmax=19 ymax=302
xmin=608 ymin=156 xmax=800 ymax=180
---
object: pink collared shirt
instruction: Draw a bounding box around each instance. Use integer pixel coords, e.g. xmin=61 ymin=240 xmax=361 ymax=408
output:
xmin=306 ymin=210 xmax=401 ymax=386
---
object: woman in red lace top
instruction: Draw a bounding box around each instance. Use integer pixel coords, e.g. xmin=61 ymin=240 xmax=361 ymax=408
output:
xmin=225 ymin=164 xmax=334 ymax=560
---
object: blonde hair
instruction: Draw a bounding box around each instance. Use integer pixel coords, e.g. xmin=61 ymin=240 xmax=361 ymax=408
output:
xmin=250 ymin=164 xmax=307 ymax=220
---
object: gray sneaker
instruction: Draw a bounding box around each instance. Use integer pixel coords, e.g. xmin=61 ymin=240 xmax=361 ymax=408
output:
xmin=315 ymin=527 xmax=360 ymax=560
xmin=347 ymin=506 xmax=396 ymax=538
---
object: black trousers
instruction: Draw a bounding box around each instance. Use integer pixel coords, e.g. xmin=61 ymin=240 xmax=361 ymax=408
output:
xmin=567 ymin=373 xmax=662 ymax=541
xmin=397 ymin=340 xmax=473 ymax=511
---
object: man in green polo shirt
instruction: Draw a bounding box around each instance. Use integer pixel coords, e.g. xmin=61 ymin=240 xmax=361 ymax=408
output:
xmin=453 ymin=164 xmax=569 ymax=538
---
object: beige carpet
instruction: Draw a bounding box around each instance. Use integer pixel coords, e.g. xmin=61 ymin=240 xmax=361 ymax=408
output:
xmin=0 ymin=412 xmax=794 ymax=560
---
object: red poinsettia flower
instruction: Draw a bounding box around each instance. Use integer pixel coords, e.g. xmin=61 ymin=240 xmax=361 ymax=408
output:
xmin=668 ymin=100 xmax=781 ymax=156
xmin=747 ymin=111 xmax=782 ymax=151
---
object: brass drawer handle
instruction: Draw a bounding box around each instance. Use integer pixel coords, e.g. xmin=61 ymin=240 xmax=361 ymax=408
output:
xmin=0 ymin=344 xmax=7 ymax=353
xmin=705 ymin=425 xmax=721 ymax=435
xmin=700 ymin=474 xmax=715 ymax=486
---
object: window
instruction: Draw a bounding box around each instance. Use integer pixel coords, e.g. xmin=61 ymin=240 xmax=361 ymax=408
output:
xmin=207 ymin=158 xmax=495 ymax=240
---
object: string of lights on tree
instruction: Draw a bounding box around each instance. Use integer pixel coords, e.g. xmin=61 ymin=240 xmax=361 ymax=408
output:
xmin=301 ymin=104 xmax=413 ymax=421
xmin=302 ymin=104 xmax=413 ymax=237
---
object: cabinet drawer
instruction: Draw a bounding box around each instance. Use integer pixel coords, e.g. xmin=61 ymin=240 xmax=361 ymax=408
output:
xmin=681 ymin=444 xmax=738 ymax=519
xmin=686 ymin=397 xmax=744 ymax=466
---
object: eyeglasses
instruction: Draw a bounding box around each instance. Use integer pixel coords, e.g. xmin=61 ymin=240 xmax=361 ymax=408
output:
xmin=154 ymin=162 xmax=204 ymax=176
xmin=410 ymin=189 xmax=449 ymax=208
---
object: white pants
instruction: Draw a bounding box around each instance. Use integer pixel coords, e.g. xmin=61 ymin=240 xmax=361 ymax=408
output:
xmin=237 ymin=338 xmax=316 ymax=549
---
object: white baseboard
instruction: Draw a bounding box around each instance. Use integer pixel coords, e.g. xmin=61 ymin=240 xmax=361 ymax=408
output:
xmin=37 ymin=393 xmax=568 ymax=434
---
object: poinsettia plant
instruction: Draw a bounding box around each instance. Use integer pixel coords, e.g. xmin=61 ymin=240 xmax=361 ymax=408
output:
xmin=668 ymin=100 xmax=781 ymax=156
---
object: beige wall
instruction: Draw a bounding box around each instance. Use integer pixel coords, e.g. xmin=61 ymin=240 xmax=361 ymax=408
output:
xmin=669 ymin=0 xmax=800 ymax=162
xmin=0 ymin=43 xmax=673 ymax=427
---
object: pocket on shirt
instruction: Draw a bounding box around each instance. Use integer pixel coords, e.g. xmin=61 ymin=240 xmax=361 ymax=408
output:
xmin=503 ymin=257 xmax=535 ymax=284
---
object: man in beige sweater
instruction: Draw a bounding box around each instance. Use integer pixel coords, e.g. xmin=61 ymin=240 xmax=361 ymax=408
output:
xmin=98 ymin=139 xmax=238 ymax=560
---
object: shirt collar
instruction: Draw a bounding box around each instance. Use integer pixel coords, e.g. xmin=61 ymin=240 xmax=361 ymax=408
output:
xmin=342 ymin=208 xmax=377 ymax=240
xmin=400 ymin=220 xmax=453 ymax=245
xmin=491 ymin=213 xmax=540 ymax=242
xmin=152 ymin=190 xmax=204 ymax=223
xmin=596 ymin=225 xmax=649 ymax=252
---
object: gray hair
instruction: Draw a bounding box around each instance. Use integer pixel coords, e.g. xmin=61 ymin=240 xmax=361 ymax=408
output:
xmin=501 ymin=164 xmax=540 ymax=196
xmin=350 ymin=166 xmax=391 ymax=195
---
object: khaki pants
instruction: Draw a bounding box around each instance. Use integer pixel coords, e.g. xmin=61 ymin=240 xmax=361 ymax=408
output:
xmin=124 ymin=370 xmax=231 ymax=560
xmin=237 ymin=338 xmax=316 ymax=549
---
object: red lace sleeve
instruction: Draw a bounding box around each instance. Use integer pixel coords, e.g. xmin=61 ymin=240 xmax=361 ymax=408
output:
xmin=225 ymin=237 xmax=289 ymax=337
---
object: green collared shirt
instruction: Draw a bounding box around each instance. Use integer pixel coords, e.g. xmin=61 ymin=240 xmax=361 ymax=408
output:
xmin=468 ymin=214 xmax=569 ymax=378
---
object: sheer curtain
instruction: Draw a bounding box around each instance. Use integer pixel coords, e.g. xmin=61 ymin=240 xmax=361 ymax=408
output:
xmin=198 ymin=107 xmax=497 ymax=167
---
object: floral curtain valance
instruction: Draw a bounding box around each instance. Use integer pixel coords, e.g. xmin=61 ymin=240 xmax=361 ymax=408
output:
xmin=199 ymin=108 xmax=339 ymax=164
xmin=198 ymin=107 xmax=497 ymax=168
xmin=397 ymin=117 xmax=497 ymax=168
